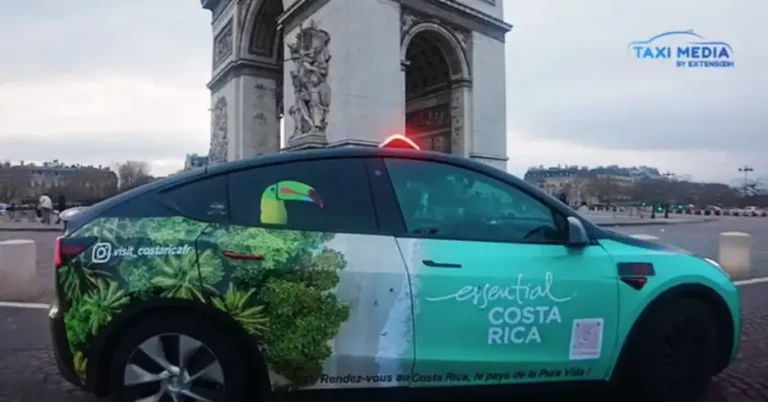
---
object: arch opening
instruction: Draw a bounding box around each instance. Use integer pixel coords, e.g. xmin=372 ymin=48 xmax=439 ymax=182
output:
xmin=403 ymin=26 xmax=468 ymax=155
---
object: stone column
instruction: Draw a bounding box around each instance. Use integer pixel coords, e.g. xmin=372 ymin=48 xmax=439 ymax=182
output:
xmin=204 ymin=0 xmax=282 ymax=163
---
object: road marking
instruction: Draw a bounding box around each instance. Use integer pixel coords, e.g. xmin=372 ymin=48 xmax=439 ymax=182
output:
xmin=0 ymin=301 xmax=49 ymax=309
xmin=734 ymin=277 xmax=768 ymax=286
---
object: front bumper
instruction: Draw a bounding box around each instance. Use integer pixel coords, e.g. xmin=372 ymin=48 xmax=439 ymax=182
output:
xmin=49 ymin=299 xmax=83 ymax=389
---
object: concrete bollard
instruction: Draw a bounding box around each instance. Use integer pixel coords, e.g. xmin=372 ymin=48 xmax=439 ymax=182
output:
xmin=719 ymin=232 xmax=752 ymax=280
xmin=0 ymin=239 xmax=37 ymax=301
xmin=630 ymin=234 xmax=660 ymax=242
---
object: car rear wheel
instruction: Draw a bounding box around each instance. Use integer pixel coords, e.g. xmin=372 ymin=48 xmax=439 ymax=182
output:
xmin=618 ymin=298 xmax=719 ymax=402
xmin=108 ymin=314 xmax=248 ymax=402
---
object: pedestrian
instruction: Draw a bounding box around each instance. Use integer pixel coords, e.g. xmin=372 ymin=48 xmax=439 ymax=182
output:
xmin=56 ymin=194 xmax=66 ymax=224
xmin=38 ymin=193 xmax=53 ymax=225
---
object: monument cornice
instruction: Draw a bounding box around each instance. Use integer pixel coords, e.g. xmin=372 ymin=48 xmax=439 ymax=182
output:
xmin=207 ymin=60 xmax=282 ymax=92
xmin=400 ymin=0 xmax=513 ymax=42
xmin=277 ymin=0 xmax=512 ymax=41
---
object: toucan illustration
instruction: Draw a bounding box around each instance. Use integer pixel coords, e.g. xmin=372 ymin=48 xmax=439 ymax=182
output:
xmin=260 ymin=180 xmax=324 ymax=225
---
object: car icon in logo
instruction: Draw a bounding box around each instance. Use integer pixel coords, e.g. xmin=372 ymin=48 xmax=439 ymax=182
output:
xmin=91 ymin=242 xmax=112 ymax=263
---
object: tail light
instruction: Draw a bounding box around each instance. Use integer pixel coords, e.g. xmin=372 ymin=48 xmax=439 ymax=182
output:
xmin=55 ymin=236 xmax=95 ymax=269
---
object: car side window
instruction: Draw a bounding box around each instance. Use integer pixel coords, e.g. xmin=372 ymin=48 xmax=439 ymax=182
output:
xmin=228 ymin=158 xmax=378 ymax=233
xmin=161 ymin=175 xmax=229 ymax=223
xmin=384 ymin=158 xmax=565 ymax=244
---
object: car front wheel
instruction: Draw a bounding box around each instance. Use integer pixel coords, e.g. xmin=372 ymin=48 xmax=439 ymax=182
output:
xmin=618 ymin=298 xmax=719 ymax=402
xmin=108 ymin=314 xmax=248 ymax=402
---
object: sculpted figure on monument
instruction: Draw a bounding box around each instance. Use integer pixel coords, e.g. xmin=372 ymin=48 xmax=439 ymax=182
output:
xmin=286 ymin=20 xmax=332 ymax=140
xmin=208 ymin=96 xmax=229 ymax=164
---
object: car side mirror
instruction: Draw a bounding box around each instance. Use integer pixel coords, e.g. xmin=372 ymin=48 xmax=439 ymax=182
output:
xmin=566 ymin=216 xmax=589 ymax=247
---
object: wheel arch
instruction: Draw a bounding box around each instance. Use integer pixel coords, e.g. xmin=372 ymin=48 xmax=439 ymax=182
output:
xmin=609 ymin=283 xmax=735 ymax=382
xmin=85 ymin=298 xmax=272 ymax=399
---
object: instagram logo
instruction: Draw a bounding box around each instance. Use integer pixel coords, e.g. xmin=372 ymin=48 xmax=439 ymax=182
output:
xmin=91 ymin=242 xmax=112 ymax=263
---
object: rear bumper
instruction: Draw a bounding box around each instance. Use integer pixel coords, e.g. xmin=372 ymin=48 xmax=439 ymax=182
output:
xmin=49 ymin=299 xmax=84 ymax=389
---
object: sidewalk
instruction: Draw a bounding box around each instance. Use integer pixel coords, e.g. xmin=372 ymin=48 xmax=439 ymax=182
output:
xmin=583 ymin=213 xmax=716 ymax=227
xmin=0 ymin=220 xmax=63 ymax=232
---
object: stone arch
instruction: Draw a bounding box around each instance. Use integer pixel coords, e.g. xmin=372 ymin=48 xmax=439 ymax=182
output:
xmin=401 ymin=22 xmax=470 ymax=82
xmin=238 ymin=0 xmax=284 ymax=62
xmin=401 ymin=22 xmax=471 ymax=155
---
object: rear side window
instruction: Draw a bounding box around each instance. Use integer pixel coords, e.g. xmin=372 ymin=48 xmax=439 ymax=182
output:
xmin=161 ymin=175 xmax=229 ymax=223
xmin=228 ymin=158 xmax=378 ymax=233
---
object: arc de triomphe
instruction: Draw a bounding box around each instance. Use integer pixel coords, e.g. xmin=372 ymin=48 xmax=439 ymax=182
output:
xmin=201 ymin=0 xmax=511 ymax=170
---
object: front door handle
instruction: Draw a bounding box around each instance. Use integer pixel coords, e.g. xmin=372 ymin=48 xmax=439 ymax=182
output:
xmin=223 ymin=250 xmax=264 ymax=261
xmin=423 ymin=260 xmax=462 ymax=269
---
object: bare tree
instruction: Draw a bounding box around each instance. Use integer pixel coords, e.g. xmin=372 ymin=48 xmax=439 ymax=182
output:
xmin=115 ymin=161 xmax=154 ymax=193
xmin=586 ymin=177 xmax=625 ymax=206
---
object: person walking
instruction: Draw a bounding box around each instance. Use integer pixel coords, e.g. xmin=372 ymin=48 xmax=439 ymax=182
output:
xmin=56 ymin=194 xmax=66 ymax=224
xmin=38 ymin=193 xmax=53 ymax=224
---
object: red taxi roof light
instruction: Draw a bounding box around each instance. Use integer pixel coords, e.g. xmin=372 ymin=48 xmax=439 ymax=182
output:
xmin=379 ymin=134 xmax=420 ymax=150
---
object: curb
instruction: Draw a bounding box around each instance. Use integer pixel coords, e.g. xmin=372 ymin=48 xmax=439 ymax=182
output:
xmin=594 ymin=218 xmax=717 ymax=227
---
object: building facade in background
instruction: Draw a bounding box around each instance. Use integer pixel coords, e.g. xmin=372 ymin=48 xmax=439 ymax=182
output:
xmin=184 ymin=153 xmax=209 ymax=171
xmin=524 ymin=164 xmax=662 ymax=206
xmin=0 ymin=161 xmax=118 ymax=203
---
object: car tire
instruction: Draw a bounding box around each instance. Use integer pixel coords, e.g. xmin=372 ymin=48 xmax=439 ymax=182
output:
xmin=618 ymin=298 xmax=719 ymax=402
xmin=108 ymin=314 xmax=249 ymax=402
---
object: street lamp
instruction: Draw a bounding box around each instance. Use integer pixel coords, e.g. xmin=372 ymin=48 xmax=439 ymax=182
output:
xmin=662 ymin=171 xmax=674 ymax=218
xmin=738 ymin=165 xmax=754 ymax=197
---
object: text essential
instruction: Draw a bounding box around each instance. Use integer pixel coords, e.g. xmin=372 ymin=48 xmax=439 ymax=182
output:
xmin=425 ymin=272 xmax=573 ymax=345
xmin=91 ymin=242 xmax=192 ymax=263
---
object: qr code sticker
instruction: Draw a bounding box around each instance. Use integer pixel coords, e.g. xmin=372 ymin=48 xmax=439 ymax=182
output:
xmin=569 ymin=318 xmax=604 ymax=360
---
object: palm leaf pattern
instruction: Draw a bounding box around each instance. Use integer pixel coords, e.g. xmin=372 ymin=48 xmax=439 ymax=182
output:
xmin=212 ymin=283 xmax=269 ymax=336
xmin=150 ymin=252 xmax=205 ymax=302
xmin=80 ymin=279 xmax=130 ymax=335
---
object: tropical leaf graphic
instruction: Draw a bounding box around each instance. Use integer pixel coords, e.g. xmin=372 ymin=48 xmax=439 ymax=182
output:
xmin=73 ymin=351 xmax=88 ymax=383
xmin=144 ymin=217 xmax=206 ymax=244
xmin=80 ymin=279 xmax=130 ymax=335
xmin=150 ymin=252 xmax=205 ymax=301
xmin=59 ymin=266 xmax=82 ymax=300
xmin=212 ymin=283 xmax=268 ymax=336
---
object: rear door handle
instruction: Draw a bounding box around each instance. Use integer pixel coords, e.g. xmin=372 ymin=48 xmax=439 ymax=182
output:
xmin=223 ymin=250 xmax=264 ymax=261
xmin=423 ymin=260 xmax=462 ymax=269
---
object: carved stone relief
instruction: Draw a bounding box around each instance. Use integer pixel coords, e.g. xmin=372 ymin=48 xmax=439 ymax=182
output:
xmin=213 ymin=20 xmax=234 ymax=69
xmin=212 ymin=0 xmax=233 ymax=22
xmin=400 ymin=10 xmax=471 ymax=56
xmin=208 ymin=97 xmax=229 ymax=164
xmin=286 ymin=20 xmax=332 ymax=144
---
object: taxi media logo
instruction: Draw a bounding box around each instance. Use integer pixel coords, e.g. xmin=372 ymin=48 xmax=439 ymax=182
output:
xmin=628 ymin=30 xmax=734 ymax=68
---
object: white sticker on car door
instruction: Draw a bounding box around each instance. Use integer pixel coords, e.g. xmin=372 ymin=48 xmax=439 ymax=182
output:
xmin=569 ymin=318 xmax=604 ymax=360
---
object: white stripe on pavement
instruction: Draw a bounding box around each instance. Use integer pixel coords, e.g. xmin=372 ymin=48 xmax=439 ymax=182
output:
xmin=0 ymin=301 xmax=49 ymax=309
xmin=0 ymin=277 xmax=765 ymax=310
xmin=734 ymin=276 xmax=768 ymax=286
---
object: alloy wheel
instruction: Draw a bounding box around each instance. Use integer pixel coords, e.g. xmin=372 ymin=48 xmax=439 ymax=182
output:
xmin=122 ymin=333 xmax=225 ymax=402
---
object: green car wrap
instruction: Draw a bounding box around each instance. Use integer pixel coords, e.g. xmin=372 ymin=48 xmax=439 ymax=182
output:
xmin=54 ymin=217 xmax=740 ymax=392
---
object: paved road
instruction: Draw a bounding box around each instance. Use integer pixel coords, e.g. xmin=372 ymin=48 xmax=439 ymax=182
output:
xmin=1 ymin=283 xmax=767 ymax=401
xmin=608 ymin=217 xmax=768 ymax=277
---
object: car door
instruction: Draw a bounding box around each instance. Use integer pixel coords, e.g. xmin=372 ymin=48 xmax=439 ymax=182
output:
xmin=193 ymin=157 xmax=415 ymax=391
xmin=378 ymin=157 xmax=619 ymax=387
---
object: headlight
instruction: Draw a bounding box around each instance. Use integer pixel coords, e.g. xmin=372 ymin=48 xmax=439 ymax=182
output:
xmin=703 ymin=257 xmax=729 ymax=278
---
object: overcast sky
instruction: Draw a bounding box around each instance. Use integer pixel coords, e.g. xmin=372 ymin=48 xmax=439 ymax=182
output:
xmin=1 ymin=0 xmax=765 ymax=185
